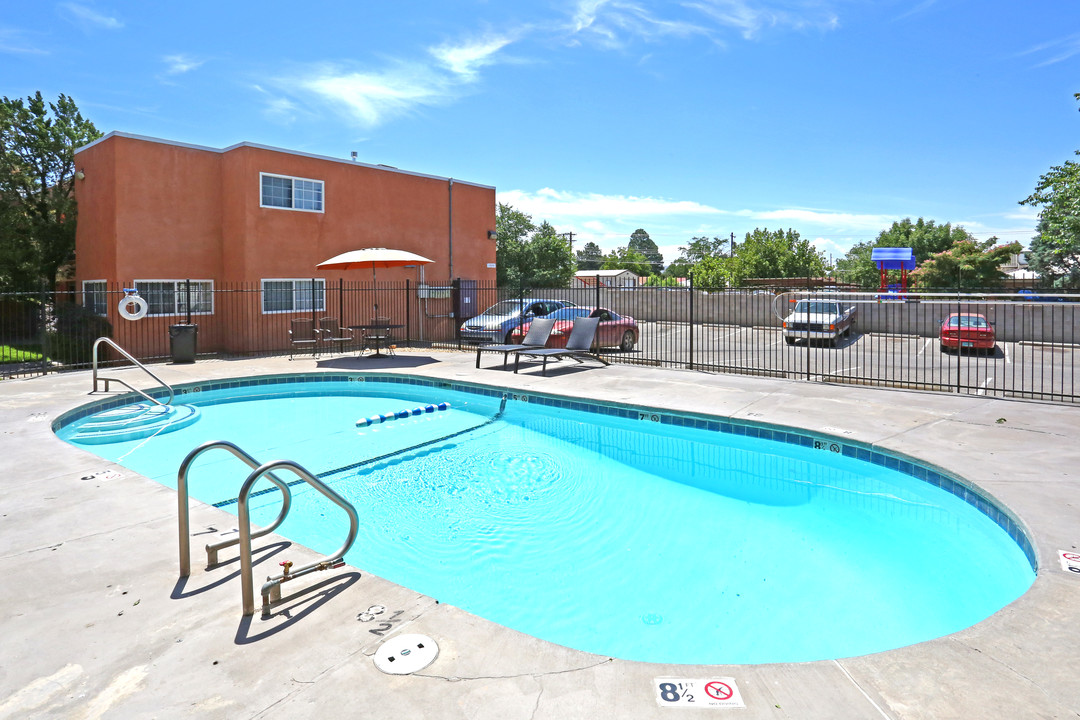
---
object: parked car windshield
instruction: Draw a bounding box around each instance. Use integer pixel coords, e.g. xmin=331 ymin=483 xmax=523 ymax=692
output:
xmin=481 ymin=300 xmax=526 ymax=316
xmin=548 ymin=307 xmax=591 ymax=321
xmin=795 ymin=301 xmax=841 ymax=315
xmin=946 ymin=315 xmax=990 ymax=328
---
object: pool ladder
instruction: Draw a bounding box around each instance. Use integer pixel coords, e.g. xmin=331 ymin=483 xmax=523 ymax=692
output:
xmin=177 ymin=440 xmax=359 ymax=617
xmin=92 ymin=337 xmax=175 ymax=406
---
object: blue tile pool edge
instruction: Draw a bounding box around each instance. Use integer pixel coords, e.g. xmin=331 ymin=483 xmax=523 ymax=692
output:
xmin=52 ymin=370 xmax=1038 ymax=572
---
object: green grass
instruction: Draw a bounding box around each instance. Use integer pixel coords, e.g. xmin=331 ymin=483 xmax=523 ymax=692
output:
xmin=0 ymin=344 xmax=44 ymax=364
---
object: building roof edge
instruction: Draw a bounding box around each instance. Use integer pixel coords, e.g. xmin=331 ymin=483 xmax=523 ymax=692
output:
xmin=74 ymin=132 xmax=495 ymax=190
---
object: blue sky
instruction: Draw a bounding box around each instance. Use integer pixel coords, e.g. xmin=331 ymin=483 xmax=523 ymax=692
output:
xmin=3 ymin=1 xmax=1078 ymax=267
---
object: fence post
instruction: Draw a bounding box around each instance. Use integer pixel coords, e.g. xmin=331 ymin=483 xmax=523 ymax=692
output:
xmin=956 ymin=268 xmax=962 ymax=394
xmin=405 ymin=279 xmax=411 ymax=348
xmin=688 ymin=272 xmax=695 ymax=371
xmin=806 ymin=271 xmax=812 ymax=382
xmin=451 ymin=278 xmax=461 ymax=348
xmin=39 ymin=280 xmax=49 ymax=375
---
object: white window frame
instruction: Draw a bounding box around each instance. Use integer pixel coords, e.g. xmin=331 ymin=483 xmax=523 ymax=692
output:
xmin=259 ymin=172 xmax=325 ymax=213
xmin=260 ymin=278 xmax=327 ymax=314
xmin=133 ymin=279 xmax=215 ymax=317
xmin=82 ymin=280 xmax=108 ymax=316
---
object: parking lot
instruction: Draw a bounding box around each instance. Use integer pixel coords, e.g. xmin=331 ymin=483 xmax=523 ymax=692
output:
xmin=631 ymin=321 xmax=1079 ymax=402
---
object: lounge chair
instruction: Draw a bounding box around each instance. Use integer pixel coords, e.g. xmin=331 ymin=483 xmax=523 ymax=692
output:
xmin=476 ymin=317 xmax=556 ymax=369
xmin=317 ymin=317 xmax=355 ymax=355
xmin=513 ymin=317 xmax=610 ymax=375
xmin=289 ymin=318 xmax=319 ymax=359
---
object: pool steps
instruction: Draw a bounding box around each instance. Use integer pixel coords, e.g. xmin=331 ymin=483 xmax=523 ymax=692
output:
xmin=69 ymin=403 xmax=200 ymax=444
xmin=177 ymin=440 xmax=359 ymax=618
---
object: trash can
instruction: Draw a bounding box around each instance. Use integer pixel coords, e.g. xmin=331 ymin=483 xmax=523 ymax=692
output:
xmin=169 ymin=324 xmax=198 ymax=363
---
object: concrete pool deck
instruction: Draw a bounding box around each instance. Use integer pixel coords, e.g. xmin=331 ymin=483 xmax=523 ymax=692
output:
xmin=1 ymin=351 xmax=1078 ymax=719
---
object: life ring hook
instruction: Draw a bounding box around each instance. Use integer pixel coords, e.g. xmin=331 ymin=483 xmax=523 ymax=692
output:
xmin=118 ymin=288 xmax=148 ymax=321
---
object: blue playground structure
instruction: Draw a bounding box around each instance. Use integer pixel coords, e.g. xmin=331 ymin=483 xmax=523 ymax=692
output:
xmin=871 ymin=247 xmax=916 ymax=293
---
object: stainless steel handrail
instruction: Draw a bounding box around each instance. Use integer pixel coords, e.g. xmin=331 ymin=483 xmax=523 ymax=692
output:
xmin=92 ymin=337 xmax=175 ymax=406
xmin=238 ymin=460 xmax=359 ymax=617
xmin=177 ymin=440 xmax=293 ymax=577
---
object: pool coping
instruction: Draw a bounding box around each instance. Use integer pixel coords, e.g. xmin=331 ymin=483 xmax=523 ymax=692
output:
xmin=2 ymin=352 xmax=1078 ymax=718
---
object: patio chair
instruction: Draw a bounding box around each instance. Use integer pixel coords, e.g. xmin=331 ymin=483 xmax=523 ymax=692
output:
xmin=514 ymin=317 xmax=610 ymax=376
xmin=361 ymin=316 xmax=395 ymax=357
xmin=289 ymin=318 xmax=319 ymax=360
xmin=317 ymin=317 xmax=355 ymax=355
xmin=475 ymin=317 xmax=556 ymax=369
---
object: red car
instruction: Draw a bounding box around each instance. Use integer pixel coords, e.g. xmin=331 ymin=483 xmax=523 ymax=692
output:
xmin=511 ymin=306 xmax=638 ymax=351
xmin=940 ymin=313 xmax=996 ymax=354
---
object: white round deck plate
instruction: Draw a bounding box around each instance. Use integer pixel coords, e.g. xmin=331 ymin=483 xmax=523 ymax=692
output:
xmin=373 ymin=633 xmax=439 ymax=674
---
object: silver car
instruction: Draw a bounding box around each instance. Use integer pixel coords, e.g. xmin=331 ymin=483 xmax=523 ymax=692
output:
xmin=460 ymin=299 xmax=576 ymax=344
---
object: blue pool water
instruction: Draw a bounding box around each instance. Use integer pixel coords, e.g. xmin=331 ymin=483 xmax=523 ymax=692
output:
xmin=55 ymin=375 xmax=1035 ymax=664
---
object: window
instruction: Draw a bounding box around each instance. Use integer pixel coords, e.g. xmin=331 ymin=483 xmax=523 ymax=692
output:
xmin=82 ymin=280 xmax=108 ymax=316
xmin=261 ymin=279 xmax=326 ymax=314
xmin=260 ymin=173 xmax=324 ymax=212
xmin=133 ymin=280 xmax=214 ymax=316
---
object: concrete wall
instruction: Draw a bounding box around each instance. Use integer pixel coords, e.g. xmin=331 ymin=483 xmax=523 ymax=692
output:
xmin=536 ymin=288 xmax=1080 ymax=345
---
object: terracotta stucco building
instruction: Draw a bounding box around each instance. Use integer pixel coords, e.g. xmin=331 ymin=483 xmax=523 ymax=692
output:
xmin=73 ymin=132 xmax=496 ymax=356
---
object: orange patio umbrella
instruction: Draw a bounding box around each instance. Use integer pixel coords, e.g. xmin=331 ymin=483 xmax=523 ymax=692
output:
xmin=316 ymin=247 xmax=434 ymax=318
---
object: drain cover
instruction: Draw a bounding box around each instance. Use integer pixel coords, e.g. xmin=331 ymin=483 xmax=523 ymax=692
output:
xmin=373 ymin=634 xmax=439 ymax=675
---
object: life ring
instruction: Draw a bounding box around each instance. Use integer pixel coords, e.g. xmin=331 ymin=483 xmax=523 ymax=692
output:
xmin=118 ymin=293 xmax=148 ymax=321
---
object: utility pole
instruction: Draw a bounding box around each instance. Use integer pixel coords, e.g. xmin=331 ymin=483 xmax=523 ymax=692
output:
xmin=559 ymin=231 xmax=576 ymax=248
xmin=730 ymin=231 xmax=736 ymax=257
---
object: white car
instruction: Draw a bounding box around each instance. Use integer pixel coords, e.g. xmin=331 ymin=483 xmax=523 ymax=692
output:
xmin=782 ymin=300 xmax=857 ymax=347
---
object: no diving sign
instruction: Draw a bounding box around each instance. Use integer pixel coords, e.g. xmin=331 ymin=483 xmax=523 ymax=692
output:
xmin=654 ymin=677 xmax=745 ymax=709
xmin=1059 ymin=550 xmax=1080 ymax=575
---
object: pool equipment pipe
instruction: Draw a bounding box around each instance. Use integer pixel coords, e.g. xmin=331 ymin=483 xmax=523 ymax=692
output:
xmin=356 ymin=402 xmax=450 ymax=427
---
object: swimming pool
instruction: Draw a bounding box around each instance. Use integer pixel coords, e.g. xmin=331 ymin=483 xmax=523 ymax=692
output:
xmin=55 ymin=373 xmax=1036 ymax=665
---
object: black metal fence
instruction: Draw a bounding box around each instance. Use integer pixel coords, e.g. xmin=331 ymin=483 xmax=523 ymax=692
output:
xmin=2 ymin=279 xmax=1078 ymax=404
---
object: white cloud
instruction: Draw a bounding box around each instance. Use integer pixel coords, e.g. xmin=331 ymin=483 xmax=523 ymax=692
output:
xmin=740 ymin=207 xmax=895 ymax=232
xmin=1016 ymin=32 xmax=1080 ymax=67
xmin=0 ymin=27 xmax=48 ymax=55
xmin=60 ymin=3 xmax=123 ymax=31
xmin=501 ymin=187 xmax=723 ymax=218
xmin=294 ymin=62 xmax=455 ymax=127
xmin=163 ymin=54 xmax=204 ymax=75
xmin=566 ymin=0 xmax=839 ymax=46
xmin=567 ymin=0 xmax=714 ymax=47
xmin=279 ymin=35 xmax=514 ymax=127
xmin=892 ymin=0 xmax=938 ymax=22
xmin=430 ymin=34 xmax=514 ymax=79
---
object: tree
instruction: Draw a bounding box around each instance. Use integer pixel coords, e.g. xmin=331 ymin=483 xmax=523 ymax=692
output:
xmin=575 ymin=241 xmax=604 ymax=271
xmin=910 ymin=239 xmax=1021 ymax=289
xmin=835 ymin=218 xmax=975 ymax=289
xmin=495 ymin=204 xmax=575 ymax=289
xmin=689 ymin=255 xmax=735 ymax=288
xmin=0 ymin=92 xmax=101 ymax=291
xmin=527 ymin=221 xmax=576 ymax=288
xmin=666 ymin=235 xmax=728 ymax=277
xmin=643 ymin=275 xmax=681 ymax=287
xmin=601 ymin=246 xmax=652 ymax=276
xmin=1020 ymin=150 xmax=1080 ymax=287
xmin=627 ymin=228 xmax=664 ymax=275
xmin=732 ymin=227 xmax=825 ymax=280
xmin=495 ymin=202 xmax=534 ymax=288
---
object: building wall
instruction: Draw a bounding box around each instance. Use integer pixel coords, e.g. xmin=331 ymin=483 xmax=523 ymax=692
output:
xmin=74 ymin=132 xmax=496 ymax=356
